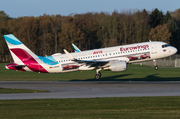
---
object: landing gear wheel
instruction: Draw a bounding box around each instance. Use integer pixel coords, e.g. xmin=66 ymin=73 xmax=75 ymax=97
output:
xmin=95 ymin=74 xmax=101 ymax=80
xmin=154 ymin=66 xmax=158 ymax=70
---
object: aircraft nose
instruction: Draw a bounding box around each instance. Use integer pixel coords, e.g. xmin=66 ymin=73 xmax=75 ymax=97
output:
xmin=171 ymin=47 xmax=178 ymax=55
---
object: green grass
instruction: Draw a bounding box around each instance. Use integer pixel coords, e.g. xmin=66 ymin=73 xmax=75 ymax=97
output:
xmin=0 ymin=97 xmax=180 ymax=119
xmin=0 ymin=88 xmax=47 ymax=94
xmin=1 ymin=63 xmax=180 ymax=81
xmin=1 ymin=63 xmax=180 ymax=118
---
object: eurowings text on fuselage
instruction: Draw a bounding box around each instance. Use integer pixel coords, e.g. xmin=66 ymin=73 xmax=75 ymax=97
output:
xmin=4 ymin=34 xmax=177 ymax=79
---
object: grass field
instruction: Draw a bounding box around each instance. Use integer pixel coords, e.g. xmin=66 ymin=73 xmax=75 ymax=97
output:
xmin=0 ymin=63 xmax=180 ymax=81
xmin=0 ymin=88 xmax=47 ymax=94
xmin=0 ymin=97 xmax=180 ymax=119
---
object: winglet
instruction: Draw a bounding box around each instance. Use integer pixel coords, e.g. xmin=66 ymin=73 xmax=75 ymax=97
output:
xmin=63 ymin=49 xmax=75 ymax=60
xmin=72 ymin=43 xmax=81 ymax=52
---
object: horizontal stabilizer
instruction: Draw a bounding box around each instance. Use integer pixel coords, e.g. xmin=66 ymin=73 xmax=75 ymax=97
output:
xmin=5 ymin=63 xmax=27 ymax=70
xmin=8 ymin=65 xmax=27 ymax=68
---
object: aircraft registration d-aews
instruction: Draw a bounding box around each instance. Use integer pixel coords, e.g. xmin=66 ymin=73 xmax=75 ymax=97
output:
xmin=4 ymin=34 xmax=177 ymax=79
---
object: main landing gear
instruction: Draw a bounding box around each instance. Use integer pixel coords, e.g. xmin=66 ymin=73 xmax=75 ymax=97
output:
xmin=95 ymin=69 xmax=102 ymax=80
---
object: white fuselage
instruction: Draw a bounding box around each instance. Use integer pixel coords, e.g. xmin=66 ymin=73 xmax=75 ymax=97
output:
xmin=36 ymin=41 xmax=177 ymax=73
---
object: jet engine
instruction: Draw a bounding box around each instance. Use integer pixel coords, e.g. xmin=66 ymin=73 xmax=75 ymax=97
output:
xmin=110 ymin=61 xmax=127 ymax=72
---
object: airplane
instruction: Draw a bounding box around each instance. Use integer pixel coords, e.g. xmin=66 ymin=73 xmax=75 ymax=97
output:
xmin=4 ymin=34 xmax=177 ymax=79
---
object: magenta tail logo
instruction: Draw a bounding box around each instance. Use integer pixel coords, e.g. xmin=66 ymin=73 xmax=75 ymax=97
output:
xmin=10 ymin=48 xmax=48 ymax=73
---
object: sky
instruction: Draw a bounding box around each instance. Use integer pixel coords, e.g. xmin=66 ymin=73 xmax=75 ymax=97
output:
xmin=0 ymin=0 xmax=180 ymax=18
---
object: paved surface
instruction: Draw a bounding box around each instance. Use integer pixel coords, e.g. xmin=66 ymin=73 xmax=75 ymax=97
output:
xmin=0 ymin=81 xmax=180 ymax=100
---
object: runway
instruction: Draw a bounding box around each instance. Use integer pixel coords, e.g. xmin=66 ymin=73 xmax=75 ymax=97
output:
xmin=0 ymin=81 xmax=180 ymax=100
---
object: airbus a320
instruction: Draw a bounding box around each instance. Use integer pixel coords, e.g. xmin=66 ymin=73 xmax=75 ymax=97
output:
xmin=4 ymin=34 xmax=177 ymax=79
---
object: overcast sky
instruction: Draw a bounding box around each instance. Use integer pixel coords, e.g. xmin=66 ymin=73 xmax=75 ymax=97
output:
xmin=1 ymin=0 xmax=180 ymax=18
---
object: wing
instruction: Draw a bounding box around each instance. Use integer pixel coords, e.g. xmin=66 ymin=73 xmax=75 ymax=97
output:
xmin=63 ymin=49 xmax=129 ymax=68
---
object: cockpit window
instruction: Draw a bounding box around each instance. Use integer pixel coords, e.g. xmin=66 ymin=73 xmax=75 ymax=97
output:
xmin=162 ymin=44 xmax=170 ymax=48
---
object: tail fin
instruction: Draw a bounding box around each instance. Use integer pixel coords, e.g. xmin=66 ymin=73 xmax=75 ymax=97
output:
xmin=4 ymin=34 xmax=37 ymax=63
xmin=4 ymin=34 xmax=51 ymax=73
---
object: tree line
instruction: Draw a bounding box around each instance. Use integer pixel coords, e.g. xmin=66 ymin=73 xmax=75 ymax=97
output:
xmin=0 ymin=8 xmax=180 ymax=62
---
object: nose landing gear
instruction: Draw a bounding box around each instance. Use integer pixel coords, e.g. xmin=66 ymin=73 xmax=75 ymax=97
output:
xmin=153 ymin=60 xmax=159 ymax=70
xmin=154 ymin=66 xmax=159 ymax=70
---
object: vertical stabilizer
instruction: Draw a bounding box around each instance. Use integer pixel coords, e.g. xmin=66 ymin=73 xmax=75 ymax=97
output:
xmin=4 ymin=34 xmax=49 ymax=73
xmin=4 ymin=34 xmax=37 ymax=63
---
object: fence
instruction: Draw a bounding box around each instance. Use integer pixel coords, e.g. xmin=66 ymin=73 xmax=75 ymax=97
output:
xmin=137 ymin=54 xmax=180 ymax=67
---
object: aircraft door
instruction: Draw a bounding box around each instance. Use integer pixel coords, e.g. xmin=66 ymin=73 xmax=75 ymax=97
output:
xmin=150 ymin=43 xmax=157 ymax=54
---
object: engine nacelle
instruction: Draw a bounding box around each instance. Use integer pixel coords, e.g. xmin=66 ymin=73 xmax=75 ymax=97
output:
xmin=110 ymin=61 xmax=127 ymax=72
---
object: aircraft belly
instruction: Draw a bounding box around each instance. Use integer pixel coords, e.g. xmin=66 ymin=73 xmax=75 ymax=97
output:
xmin=45 ymin=65 xmax=62 ymax=73
xmin=128 ymin=58 xmax=152 ymax=63
xmin=61 ymin=69 xmax=79 ymax=73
